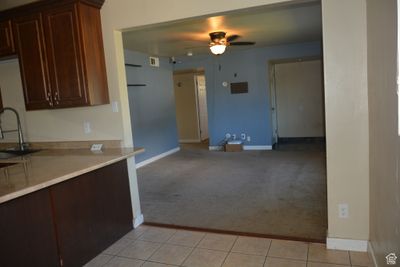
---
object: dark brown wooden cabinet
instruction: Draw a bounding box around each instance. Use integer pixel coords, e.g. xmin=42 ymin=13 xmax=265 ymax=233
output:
xmin=50 ymin=160 xmax=133 ymax=266
xmin=4 ymin=0 xmax=109 ymax=110
xmin=0 ymin=189 xmax=60 ymax=267
xmin=0 ymin=160 xmax=133 ymax=267
xmin=0 ymin=20 xmax=16 ymax=57
xmin=0 ymin=88 xmax=3 ymax=109
xmin=13 ymin=13 xmax=52 ymax=109
xmin=42 ymin=4 xmax=88 ymax=108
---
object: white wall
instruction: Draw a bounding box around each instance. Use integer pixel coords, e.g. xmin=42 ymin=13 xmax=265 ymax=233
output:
xmin=367 ymin=0 xmax=400 ymax=265
xmin=0 ymin=61 xmax=124 ymax=143
xmin=322 ymin=0 xmax=369 ymax=241
xmin=275 ymin=59 xmax=324 ymax=138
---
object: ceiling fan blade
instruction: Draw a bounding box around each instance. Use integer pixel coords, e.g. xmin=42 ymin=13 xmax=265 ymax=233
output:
xmin=230 ymin=41 xmax=256 ymax=46
xmin=226 ymin=34 xmax=240 ymax=42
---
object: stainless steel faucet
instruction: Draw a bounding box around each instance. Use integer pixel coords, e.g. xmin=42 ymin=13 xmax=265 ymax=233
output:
xmin=0 ymin=107 xmax=26 ymax=151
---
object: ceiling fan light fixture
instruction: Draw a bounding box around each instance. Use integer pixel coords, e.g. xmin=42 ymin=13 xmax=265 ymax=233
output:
xmin=210 ymin=44 xmax=226 ymax=55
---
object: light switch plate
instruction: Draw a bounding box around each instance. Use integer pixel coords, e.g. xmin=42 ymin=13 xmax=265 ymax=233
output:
xmin=83 ymin=121 xmax=91 ymax=134
xmin=338 ymin=203 xmax=349 ymax=218
xmin=112 ymin=101 xmax=119 ymax=113
xmin=90 ymin=143 xmax=103 ymax=151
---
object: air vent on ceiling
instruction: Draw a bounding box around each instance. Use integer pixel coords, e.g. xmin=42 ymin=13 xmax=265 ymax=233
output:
xmin=149 ymin=57 xmax=160 ymax=67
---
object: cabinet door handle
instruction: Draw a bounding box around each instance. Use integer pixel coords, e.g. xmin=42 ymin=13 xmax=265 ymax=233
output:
xmin=54 ymin=91 xmax=59 ymax=100
xmin=47 ymin=91 xmax=53 ymax=106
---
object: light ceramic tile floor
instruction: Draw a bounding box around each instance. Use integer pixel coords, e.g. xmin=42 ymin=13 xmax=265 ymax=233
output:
xmin=85 ymin=226 xmax=372 ymax=267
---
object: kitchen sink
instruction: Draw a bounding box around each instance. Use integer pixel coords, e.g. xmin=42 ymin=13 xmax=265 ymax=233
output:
xmin=0 ymin=149 xmax=40 ymax=159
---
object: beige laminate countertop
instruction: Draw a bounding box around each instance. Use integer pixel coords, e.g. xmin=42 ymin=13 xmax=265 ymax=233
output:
xmin=0 ymin=147 xmax=144 ymax=204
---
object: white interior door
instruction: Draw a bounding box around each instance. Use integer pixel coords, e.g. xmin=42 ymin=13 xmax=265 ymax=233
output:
xmin=195 ymin=75 xmax=209 ymax=140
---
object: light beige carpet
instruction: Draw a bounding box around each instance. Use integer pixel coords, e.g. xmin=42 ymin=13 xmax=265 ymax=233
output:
xmin=137 ymin=143 xmax=327 ymax=241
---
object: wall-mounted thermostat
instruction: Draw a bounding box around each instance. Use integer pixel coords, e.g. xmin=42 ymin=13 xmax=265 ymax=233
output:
xmin=149 ymin=57 xmax=160 ymax=67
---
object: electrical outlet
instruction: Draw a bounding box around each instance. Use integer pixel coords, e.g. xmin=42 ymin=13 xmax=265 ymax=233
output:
xmin=247 ymin=136 xmax=251 ymax=142
xmin=338 ymin=203 xmax=349 ymax=218
xmin=111 ymin=101 xmax=119 ymax=113
xmin=90 ymin=143 xmax=103 ymax=151
xmin=232 ymin=134 xmax=236 ymax=140
xmin=241 ymin=133 xmax=246 ymax=140
xmin=84 ymin=121 xmax=91 ymax=134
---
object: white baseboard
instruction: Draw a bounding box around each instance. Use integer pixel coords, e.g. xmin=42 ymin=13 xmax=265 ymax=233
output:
xmin=179 ymin=139 xmax=201 ymax=143
xmin=326 ymin=237 xmax=368 ymax=252
xmin=136 ymin=147 xmax=180 ymax=169
xmin=209 ymin=145 xmax=272 ymax=151
xmin=133 ymin=214 xmax=144 ymax=228
xmin=243 ymin=145 xmax=272 ymax=150
xmin=368 ymin=242 xmax=379 ymax=267
xmin=209 ymin=146 xmax=223 ymax=151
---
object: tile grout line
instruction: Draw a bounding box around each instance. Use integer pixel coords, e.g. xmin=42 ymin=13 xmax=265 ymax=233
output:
xmin=143 ymin=228 xmax=178 ymax=263
xmin=267 ymin=255 xmax=308 ymax=262
xmin=145 ymin=259 xmax=181 ymax=266
xmin=180 ymin=246 xmax=197 ymax=267
xmin=177 ymin=229 xmax=208 ymax=266
xmin=266 ymin=239 xmax=273 ymax=256
xmin=222 ymin=234 xmax=240 ymax=266
xmin=99 ymin=254 xmax=114 ymax=267
xmin=102 ymin=238 xmax=136 ymax=256
xmin=229 ymin=235 xmax=239 ymax=252
xmin=97 ymin=226 xmax=151 ymax=266
xmin=262 ymin=239 xmax=273 ymax=267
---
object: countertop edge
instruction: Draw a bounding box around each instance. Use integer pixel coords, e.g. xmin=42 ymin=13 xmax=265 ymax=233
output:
xmin=0 ymin=148 xmax=144 ymax=204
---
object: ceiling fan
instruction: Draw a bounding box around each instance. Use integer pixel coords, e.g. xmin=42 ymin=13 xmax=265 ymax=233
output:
xmin=208 ymin=31 xmax=255 ymax=55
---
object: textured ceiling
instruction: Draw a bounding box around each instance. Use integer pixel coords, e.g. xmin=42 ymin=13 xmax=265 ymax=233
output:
xmin=123 ymin=1 xmax=322 ymax=57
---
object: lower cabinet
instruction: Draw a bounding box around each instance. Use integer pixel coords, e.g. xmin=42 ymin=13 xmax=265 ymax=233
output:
xmin=50 ymin=160 xmax=133 ymax=266
xmin=0 ymin=160 xmax=133 ymax=267
xmin=0 ymin=188 xmax=60 ymax=267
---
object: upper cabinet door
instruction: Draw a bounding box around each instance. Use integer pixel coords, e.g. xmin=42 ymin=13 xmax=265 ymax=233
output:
xmin=0 ymin=20 xmax=16 ymax=57
xmin=43 ymin=4 xmax=88 ymax=108
xmin=13 ymin=14 xmax=53 ymax=110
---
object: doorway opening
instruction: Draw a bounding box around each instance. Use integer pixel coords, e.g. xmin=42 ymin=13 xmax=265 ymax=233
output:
xmin=173 ymin=69 xmax=209 ymax=150
xmin=122 ymin=0 xmax=326 ymax=242
xmin=269 ymin=57 xmax=325 ymax=151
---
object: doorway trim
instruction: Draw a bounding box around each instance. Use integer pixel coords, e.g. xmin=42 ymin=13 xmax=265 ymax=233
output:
xmin=194 ymin=74 xmax=209 ymax=141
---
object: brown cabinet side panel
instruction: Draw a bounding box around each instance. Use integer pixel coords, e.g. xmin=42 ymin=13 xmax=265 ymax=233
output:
xmin=43 ymin=4 xmax=88 ymax=108
xmin=0 ymin=189 xmax=60 ymax=267
xmin=78 ymin=3 xmax=109 ymax=105
xmin=0 ymin=20 xmax=16 ymax=57
xmin=13 ymin=14 xmax=52 ymax=110
xmin=50 ymin=160 xmax=133 ymax=266
xmin=0 ymin=89 xmax=3 ymax=109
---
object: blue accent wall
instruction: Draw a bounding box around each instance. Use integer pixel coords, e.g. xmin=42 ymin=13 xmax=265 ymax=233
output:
xmin=174 ymin=42 xmax=322 ymax=147
xmin=125 ymin=50 xmax=179 ymax=163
